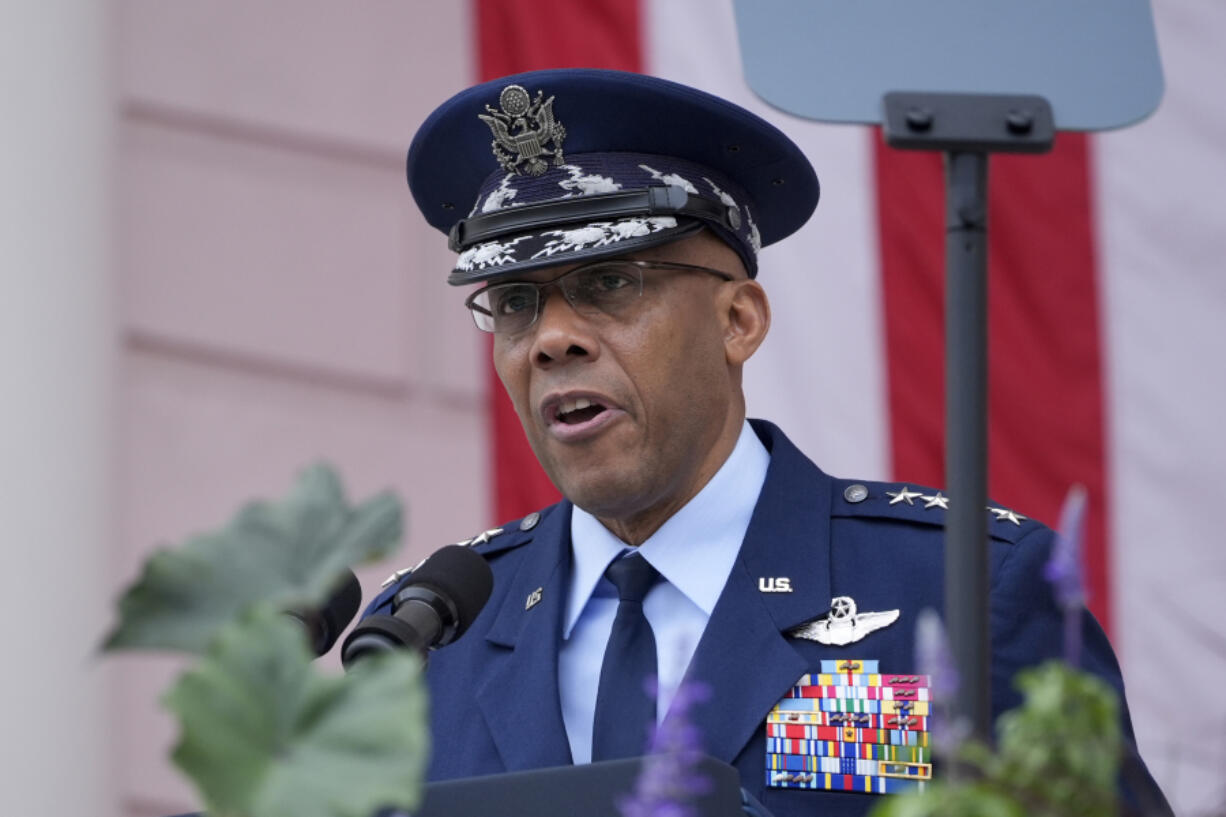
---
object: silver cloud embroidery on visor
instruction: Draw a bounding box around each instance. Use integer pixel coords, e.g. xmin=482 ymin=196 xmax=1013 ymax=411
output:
xmin=530 ymin=216 xmax=678 ymax=259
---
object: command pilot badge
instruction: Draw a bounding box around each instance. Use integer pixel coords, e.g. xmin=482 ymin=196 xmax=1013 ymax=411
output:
xmin=787 ymin=596 xmax=899 ymax=646
xmin=479 ymin=84 xmax=567 ymax=176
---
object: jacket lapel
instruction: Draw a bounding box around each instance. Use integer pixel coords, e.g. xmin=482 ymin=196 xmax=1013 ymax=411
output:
xmin=476 ymin=503 xmax=575 ymax=770
xmin=683 ymin=422 xmax=835 ymax=764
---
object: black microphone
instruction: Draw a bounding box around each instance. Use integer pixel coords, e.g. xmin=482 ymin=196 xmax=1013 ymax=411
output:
xmin=285 ymin=568 xmax=363 ymax=656
xmin=340 ymin=545 xmax=494 ymax=668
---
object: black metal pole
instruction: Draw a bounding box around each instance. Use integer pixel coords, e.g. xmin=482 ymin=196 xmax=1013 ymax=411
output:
xmin=944 ymin=150 xmax=991 ymax=744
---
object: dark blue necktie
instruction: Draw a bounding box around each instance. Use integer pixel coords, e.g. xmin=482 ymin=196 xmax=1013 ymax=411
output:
xmin=591 ymin=553 xmax=662 ymax=761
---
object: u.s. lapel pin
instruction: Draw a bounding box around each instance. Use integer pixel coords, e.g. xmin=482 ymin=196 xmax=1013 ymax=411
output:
xmin=787 ymin=595 xmax=900 ymax=645
xmin=758 ymin=576 xmax=793 ymax=593
xmin=525 ymin=586 xmax=543 ymax=610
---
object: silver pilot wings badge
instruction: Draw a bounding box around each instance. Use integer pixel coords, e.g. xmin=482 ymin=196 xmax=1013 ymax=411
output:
xmin=787 ymin=595 xmax=900 ymax=646
xmin=479 ymin=84 xmax=567 ymax=176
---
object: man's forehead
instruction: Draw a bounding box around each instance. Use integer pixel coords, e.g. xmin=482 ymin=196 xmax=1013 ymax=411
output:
xmin=406 ymin=69 xmax=819 ymax=288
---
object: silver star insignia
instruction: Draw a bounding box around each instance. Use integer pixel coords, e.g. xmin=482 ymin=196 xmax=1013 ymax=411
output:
xmin=921 ymin=492 xmax=950 ymax=510
xmin=886 ymin=486 xmax=924 ymax=506
xmin=470 ymin=527 xmax=504 ymax=545
xmin=456 ymin=527 xmax=505 ymax=547
xmin=989 ymin=507 xmax=1026 ymax=526
xmin=379 ymin=567 xmax=412 ymax=589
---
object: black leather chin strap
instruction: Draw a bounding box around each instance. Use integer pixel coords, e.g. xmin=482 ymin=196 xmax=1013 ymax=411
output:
xmin=448 ymin=185 xmax=741 ymax=252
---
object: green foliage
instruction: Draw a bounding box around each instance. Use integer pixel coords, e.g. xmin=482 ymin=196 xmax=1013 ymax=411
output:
xmin=868 ymin=782 xmax=1025 ymax=817
xmin=104 ymin=464 xmax=401 ymax=654
xmin=103 ymin=463 xmax=425 ymax=817
xmin=870 ymin=662 xmax=1121 ymax=817
xmin=989 ymin=663 xmax=1121 ymax=815
xmin=165 ymin=610 xmax=428 ymax=817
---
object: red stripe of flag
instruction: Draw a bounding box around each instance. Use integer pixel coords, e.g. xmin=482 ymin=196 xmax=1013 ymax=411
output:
xmin=874 ymin=132 xmax=1112 ymax=634
xmin=475 ymin=0 xmax=643 ymax=521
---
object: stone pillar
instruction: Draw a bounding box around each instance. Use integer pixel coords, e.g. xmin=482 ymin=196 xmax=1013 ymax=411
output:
xmin=0 ymin=2 xmax=117 ymax=814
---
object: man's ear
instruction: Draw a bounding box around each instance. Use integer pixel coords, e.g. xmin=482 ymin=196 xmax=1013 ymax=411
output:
xmin=722 ymin=279 xmax=770 ymax=366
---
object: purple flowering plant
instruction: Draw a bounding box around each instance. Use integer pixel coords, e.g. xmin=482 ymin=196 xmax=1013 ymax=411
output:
xmin=915 ymin=608 xmax=967 ymax=760
xmin=1043 ymin=484 xmax=1088 ymax=666
xmin=618 ymin=677 xmax=714 ymax=817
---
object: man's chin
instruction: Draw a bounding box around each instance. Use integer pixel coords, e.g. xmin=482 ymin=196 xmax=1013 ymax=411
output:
xmin=547 ymin=463 xmax=649 ymax=519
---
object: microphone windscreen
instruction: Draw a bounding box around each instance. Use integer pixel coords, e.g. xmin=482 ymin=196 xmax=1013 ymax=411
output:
xmin=316 ymin=569 xmax=363 ymax=653
xmin=407 ymin=544 xmax=494 ymax=639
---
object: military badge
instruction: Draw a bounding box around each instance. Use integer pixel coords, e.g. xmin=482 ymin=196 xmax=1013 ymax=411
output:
xmin=787 ymin=596 xmax=899 ymax=646
xmin=380 ymin=566 xmax=412 ymax=589
xmin=524 ymin=586 xmax=543 ymax=610
xmin=989 ymin=505 xmax=1026 ymax=525
xmin=766 ymin=660 xmax=933 ymax=795
xmin=455 ymin=526 xmax=505 ymax=547
xmin=384 ymin=525 xmax=507 ymax=587
xmin=479 ymin=84 xmax=567 ymax=176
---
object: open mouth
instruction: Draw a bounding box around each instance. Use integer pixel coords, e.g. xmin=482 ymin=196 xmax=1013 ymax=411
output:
xmin=555 ymin=397 xmax=607 ymax=425
xmin=541 ymin=393 xmax=623 ymax=442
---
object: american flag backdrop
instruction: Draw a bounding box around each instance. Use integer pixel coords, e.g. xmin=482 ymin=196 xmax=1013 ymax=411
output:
xmin=469 ymin=1 xmax=1226 ymax=813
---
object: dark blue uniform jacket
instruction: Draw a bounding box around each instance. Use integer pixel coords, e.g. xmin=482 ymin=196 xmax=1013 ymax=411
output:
xmin=365 ymin=420 xmax=1169 ymax=817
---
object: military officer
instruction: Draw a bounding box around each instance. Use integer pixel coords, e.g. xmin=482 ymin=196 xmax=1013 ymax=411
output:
xmin=364 ymin=68 xmax=1169 ymax=817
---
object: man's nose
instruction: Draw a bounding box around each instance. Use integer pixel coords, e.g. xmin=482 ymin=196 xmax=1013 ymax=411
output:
xmin=529 ymin=287 xmax=598 ymax=367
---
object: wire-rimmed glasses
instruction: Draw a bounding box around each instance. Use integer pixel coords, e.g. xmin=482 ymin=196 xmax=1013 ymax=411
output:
xmin=464 ymin=259 xmax=735 ymax=334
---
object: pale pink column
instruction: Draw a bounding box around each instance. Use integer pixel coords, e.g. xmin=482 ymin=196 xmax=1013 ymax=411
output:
xmin=0 ymin=3 xmax=117 ymax=815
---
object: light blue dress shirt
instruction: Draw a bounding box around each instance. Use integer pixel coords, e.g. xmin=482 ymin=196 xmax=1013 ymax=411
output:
xmin=559 ymin=421 xmax=771 ymax=764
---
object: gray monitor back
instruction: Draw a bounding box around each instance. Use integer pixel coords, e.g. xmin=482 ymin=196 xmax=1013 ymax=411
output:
xmin=733 ymin=0 xmax=1163 ymax=131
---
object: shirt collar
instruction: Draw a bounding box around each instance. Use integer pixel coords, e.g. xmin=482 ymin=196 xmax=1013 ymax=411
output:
xmin=564 ymin=421 xmax=771 ymax=637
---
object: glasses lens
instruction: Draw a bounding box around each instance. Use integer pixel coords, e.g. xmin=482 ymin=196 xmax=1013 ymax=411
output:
xmin=470 ymin=283 xmax=538 ymax=334
xmin=563 ymin=262 xmax=643 ymax=313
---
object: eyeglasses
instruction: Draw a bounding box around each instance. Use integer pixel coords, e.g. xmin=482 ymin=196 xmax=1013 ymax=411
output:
xmin=464 ymin=259 xmax=735 ymax=334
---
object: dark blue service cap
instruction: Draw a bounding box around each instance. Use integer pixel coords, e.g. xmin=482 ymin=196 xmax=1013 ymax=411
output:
xmin=406 ymin=68 xmax=820 ymax=285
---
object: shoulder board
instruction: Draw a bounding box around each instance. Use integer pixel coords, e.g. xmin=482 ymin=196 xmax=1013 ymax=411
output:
xmin=377 ymin=503 xmax=559 ymax=589
xmin=830 ymin=479 xmax=1042 ymax=544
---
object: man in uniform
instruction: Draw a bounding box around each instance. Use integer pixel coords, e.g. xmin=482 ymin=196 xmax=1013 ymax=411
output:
xmin=364 ymin=69 xmax=1168 ymax=816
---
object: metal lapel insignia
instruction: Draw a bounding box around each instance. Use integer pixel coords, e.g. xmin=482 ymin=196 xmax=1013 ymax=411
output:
xmin=788 ymin=596 xmax=900 ymax=646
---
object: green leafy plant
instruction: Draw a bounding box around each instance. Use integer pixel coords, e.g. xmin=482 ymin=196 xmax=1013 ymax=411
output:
xmin=869 ymin=660 xmax=1121 ymax=817
xmin=105 ymin=464 xmax=400 ymax=654
xmin=104 ymin=464 xmax=428 ymax=817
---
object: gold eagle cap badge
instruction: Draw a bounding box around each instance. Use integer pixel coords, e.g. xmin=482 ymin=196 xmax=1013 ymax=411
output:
xmin=479 ymin=84 xmax=567 ymax=176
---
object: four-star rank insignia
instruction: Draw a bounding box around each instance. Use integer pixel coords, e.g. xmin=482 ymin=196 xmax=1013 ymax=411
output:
xmin=876 ymin=483 xmax=1026 ymax=526
xmin=383 ymin=525 xmax=505 ymax=588
xmin=479 ymin=84 xmax=567 ymax=176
